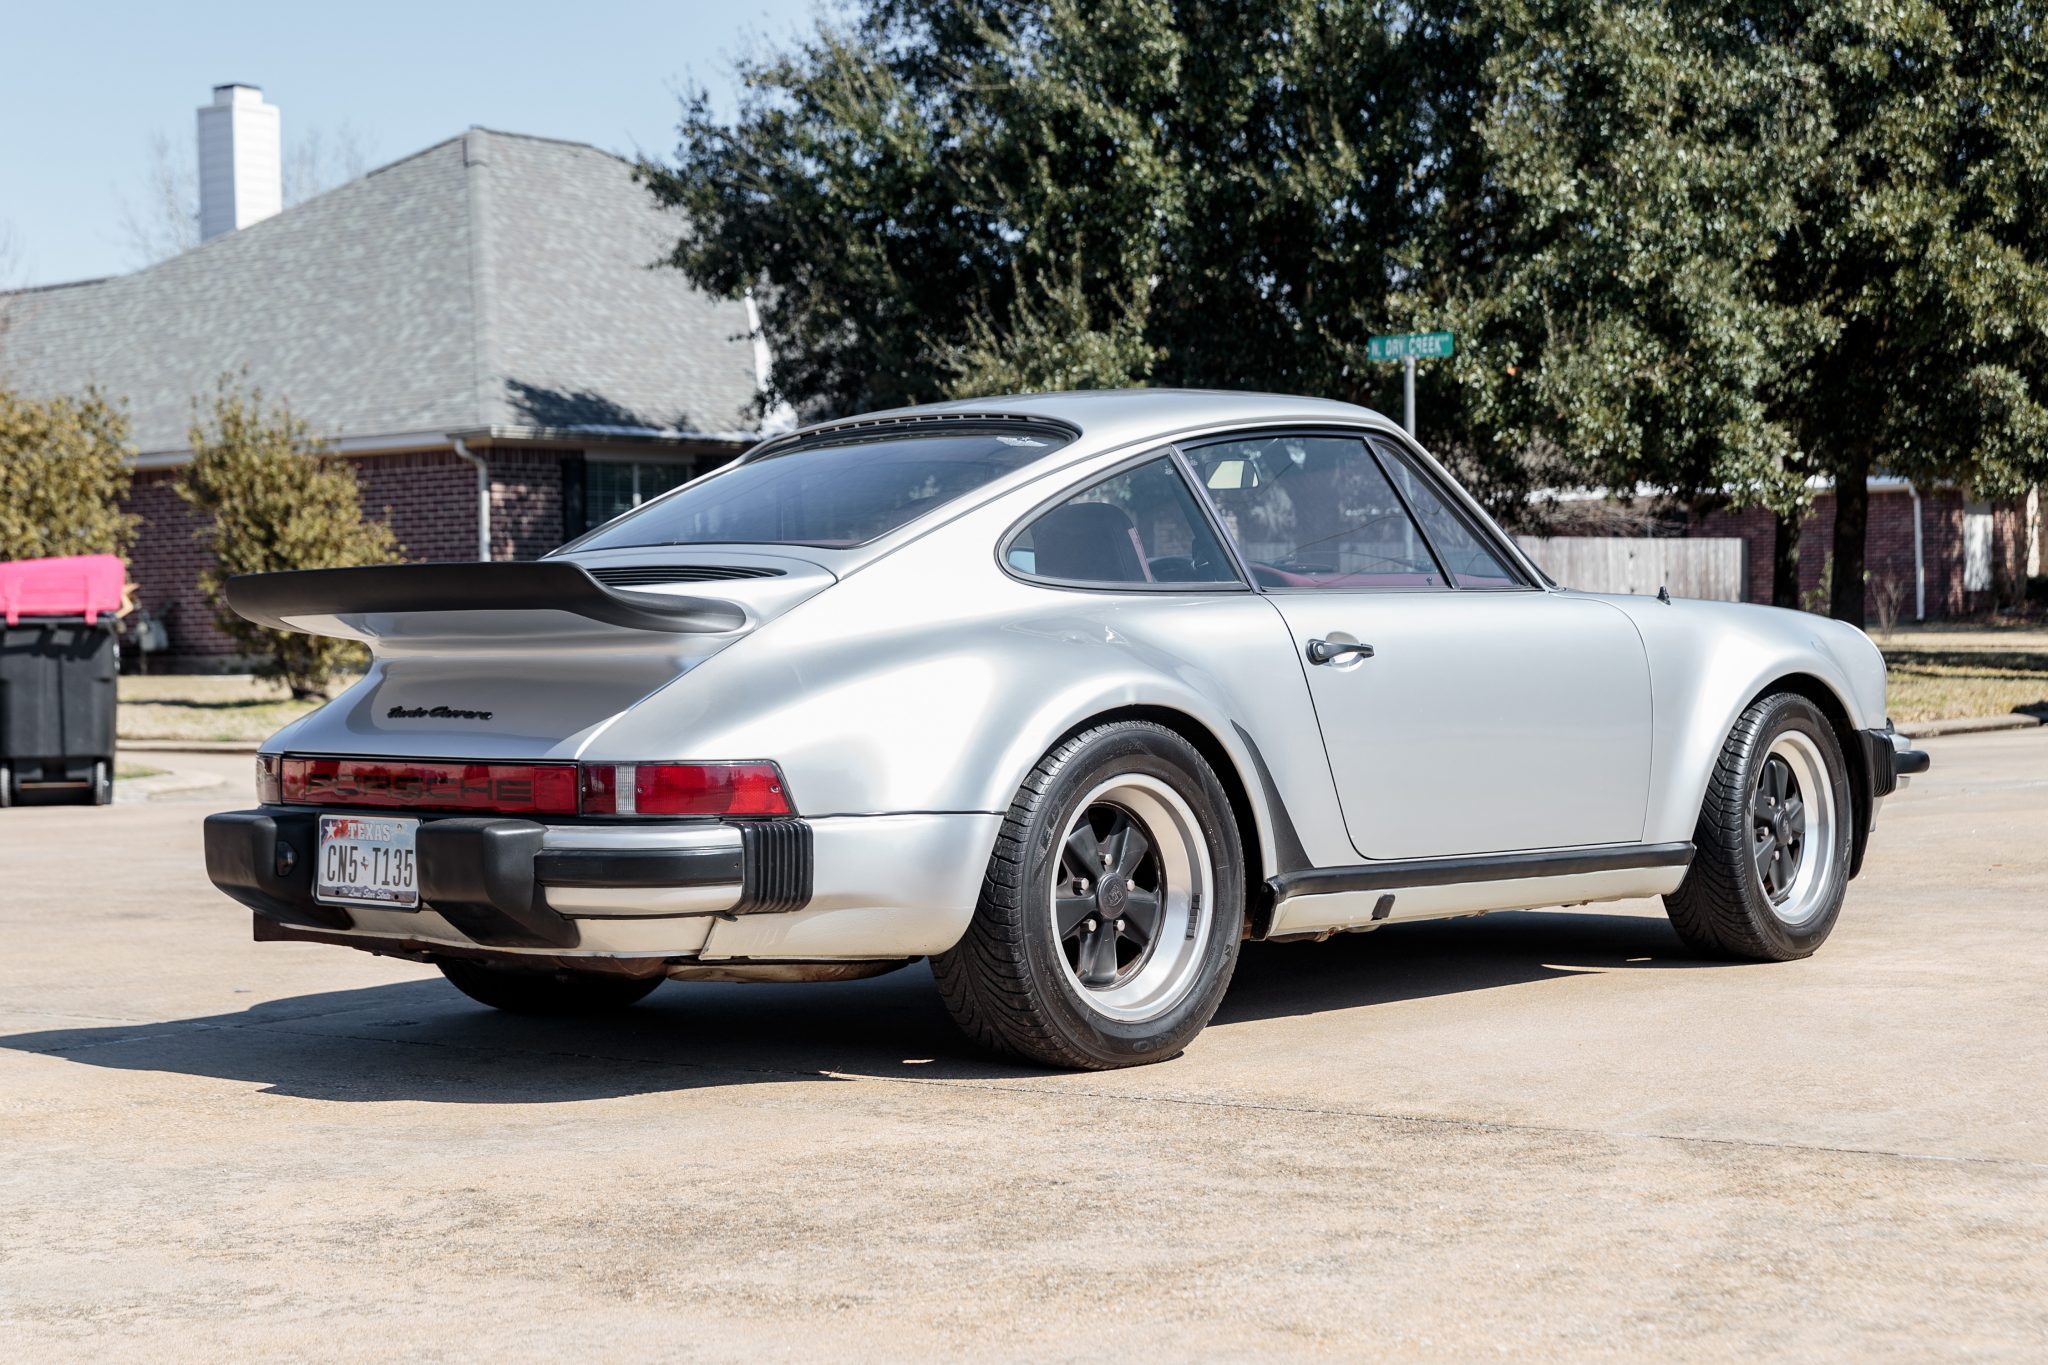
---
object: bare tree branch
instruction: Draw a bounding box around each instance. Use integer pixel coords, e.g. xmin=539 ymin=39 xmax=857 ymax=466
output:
xmin=115 ymin=122 xmax=379 ymax=268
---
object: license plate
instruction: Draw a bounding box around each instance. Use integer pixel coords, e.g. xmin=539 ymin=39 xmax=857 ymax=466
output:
xmin=315 ymin=815 xmax=420 ymax=908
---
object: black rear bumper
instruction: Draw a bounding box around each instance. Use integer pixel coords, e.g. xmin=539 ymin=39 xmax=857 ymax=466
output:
xmin=1861 ymin=726 xmax=1929 ymax=800
xmin=1849 ymin=726 xmax=1927 ymax=880
xmin=202 ymin=807 xmax=810 ymax=950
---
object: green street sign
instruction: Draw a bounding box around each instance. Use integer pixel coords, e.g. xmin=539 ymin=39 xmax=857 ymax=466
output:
xmin=1368 ymin=331 xmax=1455 ymax=362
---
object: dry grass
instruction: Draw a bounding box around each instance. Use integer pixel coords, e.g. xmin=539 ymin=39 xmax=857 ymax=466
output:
xmin=117 ymin=674 xmax=334 ymax=743
xmin=1872 ymin=625 xmax=2048 ymax=724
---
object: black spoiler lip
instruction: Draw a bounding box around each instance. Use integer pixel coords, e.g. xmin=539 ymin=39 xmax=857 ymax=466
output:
xmin=223 ymin=562 xmax=748 ymax=636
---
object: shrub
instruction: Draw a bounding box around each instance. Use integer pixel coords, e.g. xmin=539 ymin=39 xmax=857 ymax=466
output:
xmin=0 ymin=387 xmax=137 ymax=561
xmin=176 ymin=377 xmax=399 ymax=699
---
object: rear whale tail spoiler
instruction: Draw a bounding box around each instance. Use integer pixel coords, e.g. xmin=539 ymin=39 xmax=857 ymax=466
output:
xmin=223 ymin=562 xmax=749 ymax=637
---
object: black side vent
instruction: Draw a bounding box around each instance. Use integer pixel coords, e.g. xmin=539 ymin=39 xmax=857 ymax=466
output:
xmin=587 ymin=565 xmax=786 ymax=587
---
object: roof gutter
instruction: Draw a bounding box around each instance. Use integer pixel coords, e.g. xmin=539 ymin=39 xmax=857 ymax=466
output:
xmin=451 ymin=436 xmax=490 ymax=562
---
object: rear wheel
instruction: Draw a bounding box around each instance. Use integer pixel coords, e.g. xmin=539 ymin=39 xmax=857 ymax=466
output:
xmin=438 ymin=960 xmax=664 ymax=1015
xmin=1664 ymin=692 xmax=1852 ymax=960
xmin=932 ymin=721 xmax=1245 ymax=1069
xmin=0 ymin=762 xmax=12 ymax=809
xmin=89 ymin=759 xmax=113 ymax=806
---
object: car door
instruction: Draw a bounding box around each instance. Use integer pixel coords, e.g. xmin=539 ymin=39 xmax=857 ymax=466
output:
xmin=1181 ymin=430 xmax=1653 ymax=862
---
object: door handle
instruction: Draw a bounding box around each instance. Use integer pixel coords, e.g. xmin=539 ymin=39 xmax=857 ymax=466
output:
xmin=1306 ymin=638 xmax=1375 ymax=665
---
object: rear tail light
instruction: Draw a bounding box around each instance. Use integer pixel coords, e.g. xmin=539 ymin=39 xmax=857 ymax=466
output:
xmin=264 ymin=755 xmax=791 ymax=818
xmin=580 ymin=762 xmax=791 ymax=817
xmin=279 ymin=757 xmax=580 ymax=815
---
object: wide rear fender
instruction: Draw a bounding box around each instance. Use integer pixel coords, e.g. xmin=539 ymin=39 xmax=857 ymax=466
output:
xmin=591 ymin=526 xmax=1335 ymax=880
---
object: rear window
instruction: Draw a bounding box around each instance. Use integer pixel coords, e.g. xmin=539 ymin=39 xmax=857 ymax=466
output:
xmin=568 ymin=427 xmax=1070 ymax=551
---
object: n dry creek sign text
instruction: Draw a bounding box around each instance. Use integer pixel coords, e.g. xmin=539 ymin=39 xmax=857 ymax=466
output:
xmin=1367 ymin=332 xmax=1455 ymax=362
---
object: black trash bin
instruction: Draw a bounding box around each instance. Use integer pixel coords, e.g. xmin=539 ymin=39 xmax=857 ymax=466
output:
xmin=0 ymin=616 xmax=119 ymax=806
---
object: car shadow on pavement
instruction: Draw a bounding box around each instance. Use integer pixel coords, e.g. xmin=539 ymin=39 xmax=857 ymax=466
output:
xmin=0 ymin=910 xmax=1706 ymax=1103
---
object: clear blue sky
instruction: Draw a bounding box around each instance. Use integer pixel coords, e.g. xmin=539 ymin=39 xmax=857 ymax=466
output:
xmin=0 ymin=0 xmax=824 ymax=288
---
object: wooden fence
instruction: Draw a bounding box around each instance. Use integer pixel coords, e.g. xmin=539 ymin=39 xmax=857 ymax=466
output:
xmin=1514 ymin=536 xmax=1749 ymax=602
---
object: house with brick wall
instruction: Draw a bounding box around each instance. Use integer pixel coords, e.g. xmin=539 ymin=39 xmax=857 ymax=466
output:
xmin=0 ymin=97 xmax=770 ymax=665
xmin=1693 ymin=482 xmax=2041 ymax=623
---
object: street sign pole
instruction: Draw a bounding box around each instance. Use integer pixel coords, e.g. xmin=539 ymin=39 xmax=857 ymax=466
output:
xmin=1368 ymin=331 xmax=1453 ymax=439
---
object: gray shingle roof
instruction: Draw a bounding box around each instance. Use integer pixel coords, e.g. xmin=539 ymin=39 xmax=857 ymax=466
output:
xmin=0 ymin=129 xmax=763 ymax=457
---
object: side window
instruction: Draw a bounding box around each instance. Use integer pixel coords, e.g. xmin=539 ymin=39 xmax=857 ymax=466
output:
xmin=1180 ymin=435 xmax=1447 ymax=590
xmin=1008 ymin=456 xmax=1240 ymax=586
xmin=1369 ymin=438 xmax=1522 ymax=588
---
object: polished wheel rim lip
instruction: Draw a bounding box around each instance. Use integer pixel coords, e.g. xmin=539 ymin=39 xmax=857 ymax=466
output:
xmin=1752 ymin=730 xmax=1836 ymax=928
xmin=1049 ymin=774 xmax=1213 ymax=1023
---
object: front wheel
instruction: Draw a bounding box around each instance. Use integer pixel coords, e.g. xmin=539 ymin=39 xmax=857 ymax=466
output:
xmin=932 ymin=721 xmax=1245 ymax=1069
xmin=438 ymin=960 xmax=664 ymax=1015
xmin=1664 ymin=692 xmax=1852 ymax=961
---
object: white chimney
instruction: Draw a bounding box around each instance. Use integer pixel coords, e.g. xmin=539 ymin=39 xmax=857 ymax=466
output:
xmin=197 ymin=84 xmax=281 ymax=241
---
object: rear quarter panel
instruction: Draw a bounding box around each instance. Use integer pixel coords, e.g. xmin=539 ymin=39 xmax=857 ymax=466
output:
xmin=591 ymin=486 xmax=1353 ymax=876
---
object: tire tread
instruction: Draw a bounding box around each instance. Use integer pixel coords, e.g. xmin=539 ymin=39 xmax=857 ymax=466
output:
xmin=931 ymin=721 xmax=1239 ymax=1070
xmin=1664 ymin=692 xmax=1847 ymax=962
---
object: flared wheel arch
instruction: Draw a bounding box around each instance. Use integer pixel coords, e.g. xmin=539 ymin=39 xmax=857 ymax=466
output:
xmin=1034 ymin=705 xmax=1282 ymax=941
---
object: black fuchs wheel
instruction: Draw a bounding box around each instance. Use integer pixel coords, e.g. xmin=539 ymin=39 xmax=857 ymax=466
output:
xmin=931 ymin=721 xmax=1246 ymax=1069
xmin=1665 ymin=692 xmax=1853 ymax=961
xmin=438 ymin=960 xmax=665 ymax=1015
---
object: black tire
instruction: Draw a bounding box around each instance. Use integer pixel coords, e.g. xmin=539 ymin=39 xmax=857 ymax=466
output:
xmin=931 ymin=721 xmax=1245 ymax=1069
xmin=89 ymin=759 xmax=113 ymax=806
xmin=1664 ymin=692 xmax=1852 ymax=961
xmin=438 ymin=960 xmax=664 ymax=1015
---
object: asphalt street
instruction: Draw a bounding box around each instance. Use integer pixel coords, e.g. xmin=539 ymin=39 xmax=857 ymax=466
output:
xmin=1 ymin=733 xmax=2043 ymax=1359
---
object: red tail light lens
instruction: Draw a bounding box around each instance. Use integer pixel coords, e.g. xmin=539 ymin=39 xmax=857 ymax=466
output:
xmin=279 ymin=757 xmax=580 ymax=815
xmin=580 ymin=762 xmax=792 ymax=817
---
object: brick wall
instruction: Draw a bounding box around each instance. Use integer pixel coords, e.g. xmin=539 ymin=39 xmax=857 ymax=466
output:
xmin=354 ymin=449 xmax=478 ymax=563
xmin=126 ymin=470 xmax=238 ymax=657
xmin=485 ymin=448 xmax=569 ymax=561
xmin=1690 ymin=487 xmax=2019 ymax=621
xmin=125 ymin=446 xmax=577 ymax=662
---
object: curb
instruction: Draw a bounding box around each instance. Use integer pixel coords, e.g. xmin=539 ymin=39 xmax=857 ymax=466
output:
xmin=114 ymin=767 xmax=228 ymax=803
xmin=1899 ymin=713 xmax=2047 ymax=739
xmin=118 ymin=738 xmax=263 ymax=753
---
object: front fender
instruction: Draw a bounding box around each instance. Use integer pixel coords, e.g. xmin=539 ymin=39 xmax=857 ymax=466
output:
xmin=1599 ymin=597 xmax=1885 ymax=844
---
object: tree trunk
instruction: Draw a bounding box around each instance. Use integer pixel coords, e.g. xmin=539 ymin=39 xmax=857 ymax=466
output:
xmin=1772 ymin=509 xmax=1802 ymax=609
xmin=1829 ymin=456 xmax=1870 ymax=626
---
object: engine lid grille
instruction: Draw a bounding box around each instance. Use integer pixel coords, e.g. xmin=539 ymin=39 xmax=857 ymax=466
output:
xmin=585 ymin=565 xmax=786 ymax=587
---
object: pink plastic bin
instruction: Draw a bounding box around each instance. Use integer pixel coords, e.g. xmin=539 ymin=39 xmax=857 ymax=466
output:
xmin=0 ymin=554 xmax=128 ymax=626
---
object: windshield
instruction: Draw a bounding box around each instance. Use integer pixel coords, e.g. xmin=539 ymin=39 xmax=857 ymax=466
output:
xmin=567 ymin=427 xmax=1071 ymax=551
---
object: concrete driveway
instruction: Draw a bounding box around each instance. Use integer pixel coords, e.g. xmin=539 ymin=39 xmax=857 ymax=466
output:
xmin=2 ymin=734 xmax=2043 ymax=1359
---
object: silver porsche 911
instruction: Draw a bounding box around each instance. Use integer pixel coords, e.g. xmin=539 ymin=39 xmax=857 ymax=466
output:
xmin=204 ymin=390 xmax=1928 ymax=1068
